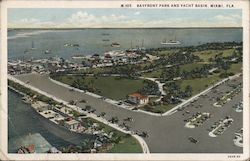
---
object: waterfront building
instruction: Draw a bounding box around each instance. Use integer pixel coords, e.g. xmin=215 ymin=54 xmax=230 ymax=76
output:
xmin=64 ymin=119 xmax=80 ymax=130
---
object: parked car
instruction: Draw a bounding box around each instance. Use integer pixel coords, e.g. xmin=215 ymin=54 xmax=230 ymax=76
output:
xmin=188 ymin=136 xmax=198 ymax=144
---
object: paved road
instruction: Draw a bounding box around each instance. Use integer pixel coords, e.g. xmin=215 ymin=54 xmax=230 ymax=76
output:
xmin=14 ymin=73 xmax=243 ymax=153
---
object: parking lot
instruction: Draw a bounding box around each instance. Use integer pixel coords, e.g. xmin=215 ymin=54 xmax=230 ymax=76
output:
xmin=15 ymin=73 xmax=243 ymax=153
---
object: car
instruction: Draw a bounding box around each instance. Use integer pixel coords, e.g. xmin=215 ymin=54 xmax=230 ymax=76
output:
xmin=99 ymin=97 xmax=106 ymax=100
xmin=188 ymin=137 xmax=198 ymax=144
xmin=132 ymin=107 xmax=138 ymax=111
xmin=124 ymin=117 xmax=133 ymax=122
xmin=79 ymin=99 xmax=87 ymax=103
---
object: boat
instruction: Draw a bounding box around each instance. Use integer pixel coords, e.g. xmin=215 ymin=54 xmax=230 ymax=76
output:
xmin=44 ymin=49 xmax=51 ymax=54
xmin=111 ymin=42 xmax=120 ymax=47
xmin=161 ymin=36 xmax=181 ymax=45
xmin=24 ymin=49 xmax=30 ymax=54
xmin=102 ymin=33 xmax=110 ymax=36
xmin=64 ymin=43 xmax=80 ymax=47
xmin=72 ymin=55 xmax=85 ymax=59
xmin=64 ymin=43 xmax=71 ymax=47
xmin=31 ymin=41 xmax=36 ymax=50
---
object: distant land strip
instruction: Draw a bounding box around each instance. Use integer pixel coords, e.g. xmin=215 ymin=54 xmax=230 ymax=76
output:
xmin=8 ymin=27 xmax=243 ymax=30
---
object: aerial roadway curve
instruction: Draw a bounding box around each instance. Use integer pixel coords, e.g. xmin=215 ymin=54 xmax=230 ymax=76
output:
xmin=10 ymin=73 xmax=243 ymax=153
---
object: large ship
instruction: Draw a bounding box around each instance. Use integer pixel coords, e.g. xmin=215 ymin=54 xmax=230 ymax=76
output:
xmin=161 ymin=37 xmax=181 ymax=45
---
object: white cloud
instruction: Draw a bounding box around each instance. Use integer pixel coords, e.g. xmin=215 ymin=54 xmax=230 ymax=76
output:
xmin=19 ymin=18 xmax=40 ymax=23
xmin=67 ymin=11 xmax=96 ymax=24
xmin=8 ymin=11 xmax=241 ymax=28
xmin=214 ymin=14 xmax=241 ymax=22
xmin=66 ymin=11 xmax=127 ymax=27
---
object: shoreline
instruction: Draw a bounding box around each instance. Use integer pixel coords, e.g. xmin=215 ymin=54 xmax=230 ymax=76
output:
xmin=8 ymin=90 xmax=89 ymax=153
xmin=8 ymin=85 xmax=95 ymax=137
xmin=8 ymin=77 xmax=149 ymax=153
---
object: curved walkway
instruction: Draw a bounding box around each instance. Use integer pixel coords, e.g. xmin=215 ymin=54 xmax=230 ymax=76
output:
xmin=139 ymin=77 xmax=166 ymax=96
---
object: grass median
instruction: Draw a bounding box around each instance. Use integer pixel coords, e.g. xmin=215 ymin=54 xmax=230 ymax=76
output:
xmin=51 ymin=75 xmax=146 ymax=100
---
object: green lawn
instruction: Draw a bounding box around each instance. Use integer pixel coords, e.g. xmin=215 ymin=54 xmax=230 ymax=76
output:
xmin=142 ymin=69 xmax=163 ymax=78
xmin=179 ymin=62 xmax=205 ymax=72
xmin=142 ymin=62 xmax=206 ymax=78
xmin=193 ymin=49 xmax=235 ymax=62
xmin=157 ymin=49 xmax=179 ymax=57
xmin=178 ymin=74 xmax=221 ymax=95
xmin=90 ymin=77 xmax=145 ymax=100
xmin=52 ymin=75 xmax=145 ymax=100
xmin=229 ymin=63 xmax=242 ymax=74
xmin=108 ymin=137 xmax=142 ymax=153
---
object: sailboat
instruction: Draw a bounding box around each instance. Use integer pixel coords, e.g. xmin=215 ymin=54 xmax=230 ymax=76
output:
xmin=24 ymin=49 xmax=29 ymax=54
xmin=44 ymin=49 xmax=51 ymax=54
xmin=31 ymin=41 xmax=36 ymax=50
xmin=161 ymin=36 xmax=181 ymax=45
xmin=140 ymin=39 xmax=146 ymax=50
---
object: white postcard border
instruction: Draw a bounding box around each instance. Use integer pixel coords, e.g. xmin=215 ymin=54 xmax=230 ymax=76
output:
xmin=1 ymin=0 xmax=249 ymax=161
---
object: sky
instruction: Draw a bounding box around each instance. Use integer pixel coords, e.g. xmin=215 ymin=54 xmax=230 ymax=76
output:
xmin=8 ymin=8 xmax=242 ymax=28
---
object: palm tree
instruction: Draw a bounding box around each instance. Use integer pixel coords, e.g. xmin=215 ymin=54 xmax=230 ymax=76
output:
xmin=141 ymin=131 xmax=149 ymax=138
xmin=100 ymin=112 xmax=106 ymax=117
xmin=86 ymin=105 xmax=91 ymax=111
xmin=110 ymin=116 xmax=119 ymax=123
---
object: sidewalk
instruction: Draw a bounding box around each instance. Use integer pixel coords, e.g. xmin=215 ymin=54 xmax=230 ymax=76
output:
xmin=8 ymin=75 xmax=150 ymax=153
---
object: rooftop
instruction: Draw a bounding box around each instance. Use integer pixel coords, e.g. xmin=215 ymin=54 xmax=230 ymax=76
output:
xmin=129 ymin=92 xmax=147 ymax=99
xmin=65 ymin=119 xmax=79 ymax=125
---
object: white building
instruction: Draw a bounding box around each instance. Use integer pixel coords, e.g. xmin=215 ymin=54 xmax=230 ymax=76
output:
xmin=64 ymin=119 xmax=80 ymax=130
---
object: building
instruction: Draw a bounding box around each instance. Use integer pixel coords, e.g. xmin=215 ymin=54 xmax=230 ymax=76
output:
xmin=128 ymin=92 xmax=149 ymax=105
xmin=64 ymin=119 xmax=80 ymax=130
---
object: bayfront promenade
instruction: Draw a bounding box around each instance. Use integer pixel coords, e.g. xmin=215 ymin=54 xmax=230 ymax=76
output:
xmin=9 ymin=73 xmax=243 ymax=153
xmin=8 ymin=75 xmax=150 ymax=154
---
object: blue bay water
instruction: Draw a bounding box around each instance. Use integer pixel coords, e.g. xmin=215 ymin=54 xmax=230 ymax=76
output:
xmin=8 ymin=28 xmax=242 ymax=61
xmin=8 ymin=90 xmax=94 ymax=153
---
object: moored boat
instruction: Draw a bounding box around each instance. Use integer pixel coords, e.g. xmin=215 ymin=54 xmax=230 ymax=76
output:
xmin=111 ymin=42 xmax=120 ymax=47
